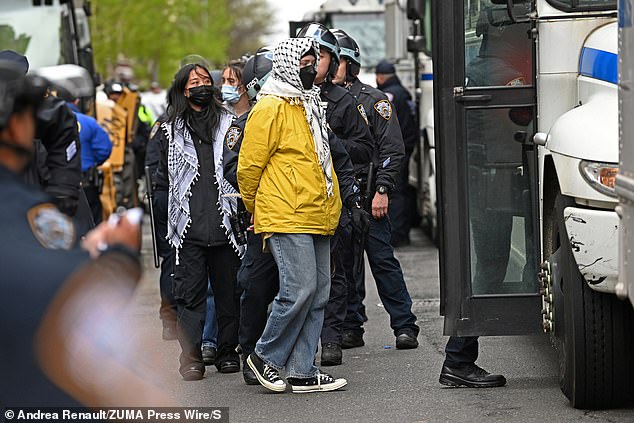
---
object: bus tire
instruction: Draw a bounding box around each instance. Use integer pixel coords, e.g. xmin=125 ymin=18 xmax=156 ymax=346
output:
xmin=552 ymin=193 xmax=634 ymax=409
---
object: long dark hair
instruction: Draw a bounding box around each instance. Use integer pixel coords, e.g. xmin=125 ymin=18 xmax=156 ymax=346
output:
xmin=166 ymin=64 xmax=222 ymax=135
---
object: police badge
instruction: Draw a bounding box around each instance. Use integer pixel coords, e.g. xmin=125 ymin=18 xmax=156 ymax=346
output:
xmin=357 ymin=104 xmax=369 ymax=125
xmin=27 ymin=204 xmax=75 ymax=250
xmin=374 ymin=100 xmax=392 ymax=121
xmin=225 ymin=126 xmax=242 ymax=150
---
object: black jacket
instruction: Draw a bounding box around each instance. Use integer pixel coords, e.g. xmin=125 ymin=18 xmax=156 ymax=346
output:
xmin=377 ymin=75 xmax=418 ymax=154
xmin=348 ymin=79 xmax=405 ymax=193
xmin=320 ymin=81 xmax=374 ymax=165
xmin=24 ymin=96 xmax=82 ymax=199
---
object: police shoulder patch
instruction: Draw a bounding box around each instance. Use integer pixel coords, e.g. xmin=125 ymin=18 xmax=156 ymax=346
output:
xmin=27 ymin=203 xmax=75 ymax=250
xmin=374 ymin=99 xmax=392 ymax=121
xmin=150 ymin=122 xmax=160 ymax=140
xmin=225 ymin=126 xmax=242 ymax=150
xmin=357 ymin=104 xmax=369 ymax=125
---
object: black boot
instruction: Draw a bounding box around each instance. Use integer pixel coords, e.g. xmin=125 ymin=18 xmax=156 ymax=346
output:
xmin=321 ymin=343 xmax=343 ymax=366
xmin=439 ymin=363 xmax=506 ymax=388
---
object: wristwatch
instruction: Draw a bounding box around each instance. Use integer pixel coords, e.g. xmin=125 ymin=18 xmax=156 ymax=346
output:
xmin=376 ymin=185 xmax=388 ymax=195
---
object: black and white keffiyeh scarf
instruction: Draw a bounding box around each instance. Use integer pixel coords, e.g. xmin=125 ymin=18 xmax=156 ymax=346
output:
xmin=163 ymin=111 xmax=245 ymax=263
xmin=258 ymin=37 xmax=335 ymax=197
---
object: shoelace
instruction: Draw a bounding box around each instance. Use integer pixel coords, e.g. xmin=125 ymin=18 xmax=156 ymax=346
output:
xmin=263 ymin=365 xmax=281 ymax=382
xmin=317 ymin=373 xmax=335 ymax=384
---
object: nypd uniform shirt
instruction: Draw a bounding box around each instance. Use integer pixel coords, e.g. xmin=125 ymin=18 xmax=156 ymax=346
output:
xmin=348 ymin=79 xmax=405 ymax=193
xmin=319 ymin=80 xmax=374 ymax=166
xmin=223 ymin=113 xmax=249 ymax=192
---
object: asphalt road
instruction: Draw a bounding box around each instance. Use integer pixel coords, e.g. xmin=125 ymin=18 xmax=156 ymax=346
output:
xmin=129 ymin=226 xmax=634 ymax=423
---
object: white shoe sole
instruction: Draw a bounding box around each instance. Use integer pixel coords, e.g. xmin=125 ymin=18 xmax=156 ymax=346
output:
xmin=246 ymin=355 xmax=286 ymax=393
xmin=291 ymin=378 xmax=348 ymax=394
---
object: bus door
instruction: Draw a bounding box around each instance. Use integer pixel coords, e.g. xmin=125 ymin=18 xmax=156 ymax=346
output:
xmin=433 ymin=0 xmax=542 ymax=335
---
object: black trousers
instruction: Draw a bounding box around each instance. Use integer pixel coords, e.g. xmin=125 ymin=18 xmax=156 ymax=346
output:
xmin=153 ymin=190 xmax=177 ymax=326
xmin=83 ymin=185 xmax=102 ymax=225
xmin=173 ymin=241 xmax=241 ymax=374
xmin=321 ymin=225 xmax=350 ymax=345
xmin=237 ymin=232 xmax=279 ymax=358
xmin=444 ymin=336 xmax=479 ymax=368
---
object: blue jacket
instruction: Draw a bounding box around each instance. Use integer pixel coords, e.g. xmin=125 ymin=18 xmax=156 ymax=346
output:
xmin=68 ymin=103 xmax=112 ymax=172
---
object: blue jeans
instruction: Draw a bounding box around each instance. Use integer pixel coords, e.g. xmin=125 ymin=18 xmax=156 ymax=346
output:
xmin=255 ymin=234 xmax=331 ymax=379
xmin=203 ymin=281 xmax=218 ymax=348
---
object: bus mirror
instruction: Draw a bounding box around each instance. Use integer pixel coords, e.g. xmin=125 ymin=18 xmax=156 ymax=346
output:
xmin=407 ymin=35 xmax=425 ymax=53
xmin=407 ymin=0 xmax=424 ymax=20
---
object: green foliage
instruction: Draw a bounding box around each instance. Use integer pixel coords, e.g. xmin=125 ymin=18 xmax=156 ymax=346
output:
xmin=227 ymin=0 xmax=274 ymax=59
xmin=0 ymin=25 xmax=31 ymax=54
xmin=90 ymin=0 xmax=273 ymax=88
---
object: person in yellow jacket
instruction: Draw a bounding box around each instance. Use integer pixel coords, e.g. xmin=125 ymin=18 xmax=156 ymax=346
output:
xmin=238 ymin=37 xmax=347 ymax=394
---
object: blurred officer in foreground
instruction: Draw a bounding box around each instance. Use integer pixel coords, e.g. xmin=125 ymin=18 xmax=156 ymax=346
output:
xmin=0 ymin=61 xmax=171 ymax=407
xmin=375 ymin=59 xmax=419 ymax=247
xmin=331 ymin=29 xmax=420 ymax=351
xmin=58 ymin=86 xmax=112 ymax=224
xmin=0 ymin=50 xmax=82 ymax=218
xmin=296 ymin=22 xmax=373 ymax=367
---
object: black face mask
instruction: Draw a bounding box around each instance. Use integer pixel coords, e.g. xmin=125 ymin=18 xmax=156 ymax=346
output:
xmin=187 ymin=85 xmax=214 ymax=108
xmin=299 ymin=65 xmax=317 ymax=90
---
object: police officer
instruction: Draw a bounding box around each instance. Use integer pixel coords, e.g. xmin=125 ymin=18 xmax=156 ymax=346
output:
xmin=0 ymin=50 xmax=83 ymax=218
xmin=222 ymin=48 xmax=276 ymax=385
xmin=439 ymin=6 xmax=533 ymax=388
xmin=331 ymin=29 xmax=420 ymax=350
xmin=295 ymin=22 xmax=374 ymax=366
xmin=0 ymin=60 xmax=151 ymax=406
xmin=59 ymin=87 xmax=113 ymax=224
xmin=375 ymin=59 xmax=419 ymax=247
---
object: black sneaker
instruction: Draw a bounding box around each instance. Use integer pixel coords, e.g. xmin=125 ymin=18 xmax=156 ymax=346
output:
xmin=341 ymin=332 xmax=364 ymax=349
xmin=439 ymin=363 xmax=506 ymax=388
xmin=287 ymin=372 xmax=347 ymax=394
xmin=321 ymin=343 xmax=342 ymax=366
xmin=395 ymin=330 xmax=419 ymax=350
xmin=246 ymin=353 xmax=286 ymax=392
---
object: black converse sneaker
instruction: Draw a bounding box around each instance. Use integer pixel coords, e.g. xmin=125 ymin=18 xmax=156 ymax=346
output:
xmin=287 ymin=372 xmax=347 ymax=394
xmin=246 ymin=353 xmax=286 ymax=392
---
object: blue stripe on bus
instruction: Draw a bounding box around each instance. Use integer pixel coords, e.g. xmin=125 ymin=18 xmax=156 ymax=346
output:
xmin=579 ymin=47 xmax=618 ymax=84
xmin=421 ymin=73 xmax=433 ymax=81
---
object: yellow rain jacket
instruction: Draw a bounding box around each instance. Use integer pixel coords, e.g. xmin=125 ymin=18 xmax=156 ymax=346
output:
xmin=237 ymin=95 xmax=341 ymax=235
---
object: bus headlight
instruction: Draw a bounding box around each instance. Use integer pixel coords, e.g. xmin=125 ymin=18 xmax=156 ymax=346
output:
xmin=579 ymin=161 xmax=618 ymax=198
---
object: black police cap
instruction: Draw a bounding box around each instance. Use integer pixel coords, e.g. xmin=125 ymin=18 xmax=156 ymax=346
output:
xmin=375 ymin=59 xmax=396 ymax=75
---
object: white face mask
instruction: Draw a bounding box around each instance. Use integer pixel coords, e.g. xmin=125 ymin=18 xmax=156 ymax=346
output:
xmin=221 ymin=85 xmax=241 ymax=104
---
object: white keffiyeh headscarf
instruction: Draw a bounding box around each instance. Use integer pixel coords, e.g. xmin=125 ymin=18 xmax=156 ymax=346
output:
xmin=163 ymin=111 xmax=246 ymax=264
xmin=258 ymin=37 xmax=334 ymax=197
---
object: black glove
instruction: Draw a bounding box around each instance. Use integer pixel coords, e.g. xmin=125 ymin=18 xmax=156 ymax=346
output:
xmin=54 ymin=195 xmax=79 ymax=217
xmin=350 ymin=204 xmax=371 ymax=237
